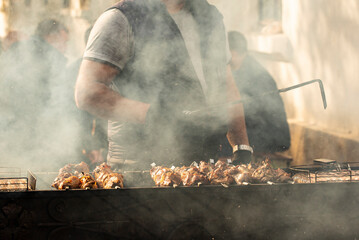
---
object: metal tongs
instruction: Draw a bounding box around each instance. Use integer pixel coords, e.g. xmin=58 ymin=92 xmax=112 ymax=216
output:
xmin=183 ymin=79 xmax=327 ymax=116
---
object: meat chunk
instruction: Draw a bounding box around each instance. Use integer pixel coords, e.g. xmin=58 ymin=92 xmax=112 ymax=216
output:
xmin=229 ymin=165 xmax=253 ymax=184
xmin=176 ymin=166 xmax=208 ymax=186
xmin=198 ymin=161 xmax=214 ymax=175
xmin=58 ymin=176 xmax=80 ymax=189
xmin=150 ymin=166 xmax=181 ymax=187
xmin=52 ymin=162 xmax=90 ymax=189
xmin=251 ymin=159 xmax=277 ymax=183
xmin=79 ymin=174 xmax=98 ymax=189
xmin=207 ymin=162 xmax=234 ymax=185
xmin=93 ymin=163 xmax=124 ymax=189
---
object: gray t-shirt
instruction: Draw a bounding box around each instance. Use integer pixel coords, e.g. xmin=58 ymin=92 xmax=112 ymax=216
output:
xmin=84 ymin=9 xmax=134 ymax=70
xmin=170 ymin=9 xmax=207 ymax=95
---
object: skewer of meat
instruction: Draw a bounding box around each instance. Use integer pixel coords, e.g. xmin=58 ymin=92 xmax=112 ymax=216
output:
xmin=52 ymin=162 xmax=90 ymax=189
xmin=79 ymin=173 xmax=98 ymax=189
xmin=176 ymin=166 xmax=208 ymax=186
xmin=93 ymin=163 xmax=124 ymax=189
xmin=150 ymin=166 xmax=181 ymax=187
xmin=207 ymin=161 xmax=235 ymax=185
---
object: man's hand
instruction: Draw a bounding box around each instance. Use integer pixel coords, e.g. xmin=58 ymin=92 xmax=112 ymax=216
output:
xmin=232 ymin=149 xmax=252 ymax=165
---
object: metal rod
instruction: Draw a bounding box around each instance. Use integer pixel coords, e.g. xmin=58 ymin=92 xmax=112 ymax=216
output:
xmin=278 ymin=79 xmax=327 ymax=109
xmin=183 ymin=79 xmax=327 ymax=116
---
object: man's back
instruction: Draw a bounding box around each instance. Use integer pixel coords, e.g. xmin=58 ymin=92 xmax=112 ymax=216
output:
xmin=233 ymin=55 xmax=290 ymax=153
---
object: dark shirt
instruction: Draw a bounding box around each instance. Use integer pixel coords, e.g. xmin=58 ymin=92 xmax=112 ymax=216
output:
xmin=230 ymin=55 xmax=290 ymax=153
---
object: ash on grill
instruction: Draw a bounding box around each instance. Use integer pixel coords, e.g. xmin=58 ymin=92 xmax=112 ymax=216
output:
xmin=150 ymin=159 xmax=292 ymax=187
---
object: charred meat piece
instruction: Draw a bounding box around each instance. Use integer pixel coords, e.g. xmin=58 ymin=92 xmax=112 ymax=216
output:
xmin=93 ymin=163 xmax=113 ymax=188
xmin=58 ymin=176 xmax=80 ymax=189
xmin=150 ymin=166 xmax=181 ymax=187
xmin=229 ymin=165 xmax=252 ymax=184
xmin=52 ymin=172 xmax=72 ymax=189
xmin=198 ymin=161 xmax=214 ymax=175
xmin=251 ymin=159 xmax=277 ymax=183
xmin=176 ymin=166 xmax=208 ymax=186
xmin=58 ymin=161 xmax=90 ymax=176
xmin=103 ymin=173 xmax=124 ymax=189
xmin=93 ymin=163 xmax=124 ymax=189
xmin=52 ymin=162 xmax=90 ymax=189
xmin=208 ymin=162 xmax=234 ymax=185
xmin=79 ymin=174 xmax=98 ymax=189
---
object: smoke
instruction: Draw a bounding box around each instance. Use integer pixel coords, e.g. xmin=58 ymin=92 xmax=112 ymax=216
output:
xmin=0 ymin=1 xmax=290 ymax=174
xmin=0 ymin=25 xmax=82 ymax=172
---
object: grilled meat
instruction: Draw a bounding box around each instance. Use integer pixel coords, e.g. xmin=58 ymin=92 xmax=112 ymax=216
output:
xmin=79 ymin=174 xmax=98 ymax=189
xmin=207 ymin=162 xmax=235 ymax=185
xmin=93 ymin=163 xmax=124 ymax=189
xmin=150 ymin=166 xmax=181 ymax=187
xmin=150 ymin=159 xmax=293 ymax=186
xmin=52 ymin=162 xmax=90 ymax=189
xmin=53 ymin=162 xmax=123 ymax=189
xmin=176 ymin=166 xmax=208 ymax=186
xmin=229 ymin=165 xmax=252 ymax=184
xmin=251 ymin=159 xmax=277 ymax=183
xmin=198 ymin=161 xmax=214 ymax=175
xmin=58 ymin=176 xmax=80 ymax=189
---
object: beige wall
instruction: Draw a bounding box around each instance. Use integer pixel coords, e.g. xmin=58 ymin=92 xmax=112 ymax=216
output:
xmin=208 ymin=0 xmax=259 ymax=33
xmin=216 ymin=0 xmax=359 ymax=163
xmin=280 ymin=0 xmax=359 ymax=137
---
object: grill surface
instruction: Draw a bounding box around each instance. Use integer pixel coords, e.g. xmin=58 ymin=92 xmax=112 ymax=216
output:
xmin=1 ymin=182 xmax=359 ymax=240
xmin=2 ymin=163 xmax=359 ymax=239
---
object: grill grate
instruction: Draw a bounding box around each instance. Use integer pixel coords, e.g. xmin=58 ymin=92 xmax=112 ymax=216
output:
xmin=290 ymin=162 xmax=359 ymax=183
xmin=0 ymin=168 xmax=36 ymax=191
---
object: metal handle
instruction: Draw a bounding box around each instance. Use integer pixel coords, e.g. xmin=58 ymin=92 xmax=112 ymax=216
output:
xmin=278 ymin=79 xmax=327 ymax=109
xmin=183 ymin=79 xmax=327 ymax=116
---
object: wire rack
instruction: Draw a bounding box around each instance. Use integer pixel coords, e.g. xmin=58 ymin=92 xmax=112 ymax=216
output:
xmin=0 ymin=167 xmax=36 ymax=191
xmin=290 ymin=162 xmax=359 ymax=183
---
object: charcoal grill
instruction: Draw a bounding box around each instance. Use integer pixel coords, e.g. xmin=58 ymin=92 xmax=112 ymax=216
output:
xmin=1 ymin=164 xmax=359 ymax=240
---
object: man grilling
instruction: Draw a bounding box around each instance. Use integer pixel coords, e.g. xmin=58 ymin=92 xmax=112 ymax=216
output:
xmin=75 ymin=0 xmax=252 ymax=170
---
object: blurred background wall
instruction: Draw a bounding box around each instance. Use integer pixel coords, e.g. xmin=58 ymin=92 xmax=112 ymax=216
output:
xmin=1 ymin=0 xmax=358 ymax=165
xmin=211 ymin=0 xmax=359 ymax=165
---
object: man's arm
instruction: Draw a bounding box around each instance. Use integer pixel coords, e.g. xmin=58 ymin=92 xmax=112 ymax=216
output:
xmin=225 ymin=65 xmax=250 ymax=148
xmin=75 ymin=59 xmax=150 ymax=124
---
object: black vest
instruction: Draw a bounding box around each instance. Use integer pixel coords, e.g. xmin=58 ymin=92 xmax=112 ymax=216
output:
xmin=110 ymin=0 xmax=227 ymax=109
xmin=108 ymin=0 xmax=229 ymax=164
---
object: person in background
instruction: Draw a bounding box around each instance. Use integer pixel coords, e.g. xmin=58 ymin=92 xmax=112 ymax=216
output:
xmin=75 ymin=0 xmax=252 ymax=170
xmin=66 ymin=25 xmax=108 ymax=169
xmin=221 ymin=31 xmax=290 ymax=157
xmin=0 ymin=19 xmax=73 ymax=170
xmin=2 ymin=30 xmax=28 ymax=52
